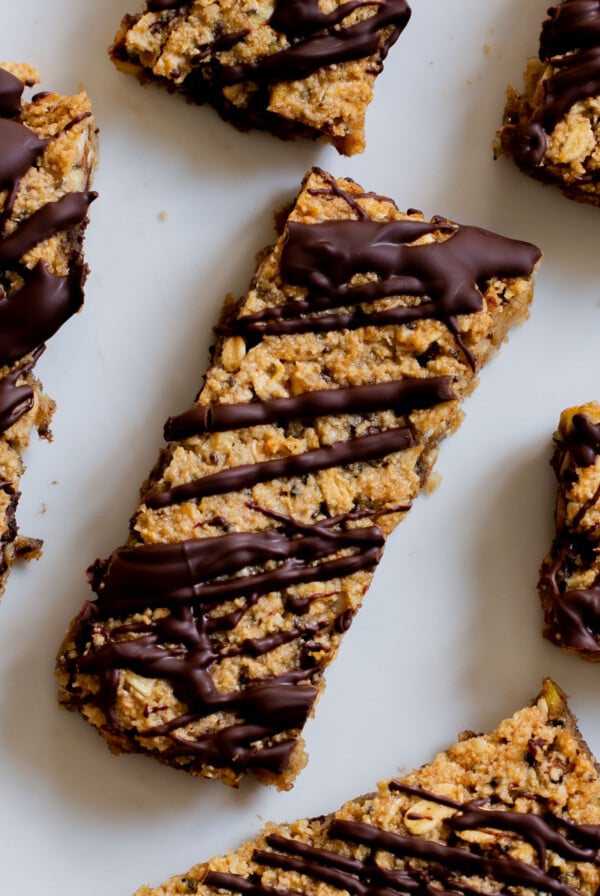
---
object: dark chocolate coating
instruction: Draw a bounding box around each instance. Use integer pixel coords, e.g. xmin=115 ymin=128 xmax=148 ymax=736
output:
xmin=221 ymin=193 xmax=540 ymax=369
xmin=0 ymin=68 xmax=24 ymax=118
xmin=165 ymin=375 xmax=455 ymax=441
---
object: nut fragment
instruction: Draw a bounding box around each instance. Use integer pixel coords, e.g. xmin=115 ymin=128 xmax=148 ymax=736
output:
xmin=404 ymin=798 xmax=456 ymax=834
xmin=221 ymin=336 xmax=246 ymax=372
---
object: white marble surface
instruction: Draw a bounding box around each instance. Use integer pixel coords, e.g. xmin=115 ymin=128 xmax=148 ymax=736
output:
xmin=1 ymin=1 xmax=600 ymax=893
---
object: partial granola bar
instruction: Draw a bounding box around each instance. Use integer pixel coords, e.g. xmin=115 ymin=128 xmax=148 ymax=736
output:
xmin=497 ymin=0 xmax=600 ymax=205
xmin=0 ymin=64 xmax=97 ymax=596
xmin=539 ymin=402 xmax=600 ymax=659
xmin=134 ymin=679 xmax=600 ymax=896
xmin=109 ymin=0 xmax=412 ymax=155
xmin=56 ymin=168 xmax=540 ymax=790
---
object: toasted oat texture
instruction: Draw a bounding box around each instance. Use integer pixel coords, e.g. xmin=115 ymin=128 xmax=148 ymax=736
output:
xmin=496 ymin=0 xmax=600 ymax=205
xmin=109 ymin=0 xmax=411 ymax=155
xmin=57 ymin=168 xmax=540 ymax=790
xmin=134 ymin=679 xmax=600 ymax=896
xmin=539 ymin=402 xmax=600 ymax=659
xmin=0 ymin=63 xmax=97 ymax=596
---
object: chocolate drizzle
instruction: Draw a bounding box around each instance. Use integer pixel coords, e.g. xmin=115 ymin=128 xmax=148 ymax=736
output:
xmin=539 ymin=412 xmax=600 ymax=655
xmin=221 ymin=207 xmax=540 ymax=370
xmin=0 ymin=66 xmax=97 ymax=369
xmin=65 ymin=171 xmax=538 ymax=779
xmin=145 ymin=0 xmax=410 ymax=84
xmin=203 ymin=782 xmax=599 ymax=896
xmin=540 ymin=0 xmax=600 ymax=57
xmin=88 ymin=517 xmax=385 ymax=612
xmin=0 ymin=69 xmax=24 ymax=118
xmin=74 ymin=511 xmax=385 ymax=773
xmin=513 ymin=0 xmax=600 ymax=169
xmin=146 ymin=427 xmax=415 ymax=509
xmin=216 ymin=0 xmax=411 ymax=85
xmin=563 ymin=412 xmax=600 ymax=468
xmin=0 ymin=263 xmax=87 ymax=366
xmin=146 ymin=0 xmax=186 ymax=9
xmin=165 ymin=375 xmax=455 ymax=441
xmin=0 ymin=191 xmax=96 ymax=264
xmin=0 ymin=347 xmax=44 ymax=434
xmin=539 ymin=535 xmax=600 ymax=654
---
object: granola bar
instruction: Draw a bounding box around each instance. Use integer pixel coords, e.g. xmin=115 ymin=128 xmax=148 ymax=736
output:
xmin=109 ymin=0 xmax=412 ymax=155
xmin=133 ymin=679 xmax=600 ymax=896
xmin=56 ymin=168 xmax=540 ymax=790
xmin=539 ymin=402 xmax=600 ymax=659
xmin=497 ymin=0 xmax=600 ymax=205
xmin=0 ymin=63 xmax=97 ymax=596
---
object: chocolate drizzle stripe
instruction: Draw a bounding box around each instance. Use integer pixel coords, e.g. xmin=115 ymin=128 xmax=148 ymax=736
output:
xmin=0 ymin=262 xmax=87 ymax=366
xmin=204 ymin=872 xmax=297 ymax=896
xmin=214 ymin=0 xmax=411 ymax=85
xmin=541 ymin=0 xmax=600 ymax=58
xmin=0 ymin=117 xmax=48 ymax=194
xmin=0 ymin=69 xmax=24 ymax=118
xmin=391 ymin=782 xmax=600 ymax=866
xmin=0 ymin=191 xmax=96 ymax=263
xmin=164 ymin=375 xmax=456 ymax=441
xmin=261 ymin=833 xmax=412 ymax=892
xmin=145 ymin=426 xmax=416 ymax=508
xmin=565 ymin=412 xmax=600 ymax=467
xmin=253 ymin=847 xmax=369 ymax=893
xmin=147 ymin=0 xmax=191 ymax=9
xmin=280 ymin=219 xmax=540 ymax=316
xmin=328 ymin=820 xmax=583 ymax=896
xmin=0 ymin=373 xmax=33 ymax=433
xmin=539 ymin=535 xmax=600 ymax=654
xmin=91 ymin=542 xmax=383 ymax=614
xmin=221 ymin=217 xmax=540 ymax=371
xmin=149 ymin=727 xmax=302 ymax=774
xmin=0 ymin=346 xmax=44 ymax=434
xmin=90 ymin=523 xmax=384 ymax=610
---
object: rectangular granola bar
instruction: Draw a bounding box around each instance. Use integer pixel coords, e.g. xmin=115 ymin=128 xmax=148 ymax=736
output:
xmin=110 ymin=0 xmax=412 ymax=155
xmin=0 ymin=63 xmax=97 ymax=595
xmin=56 ymin=168 xmax=540 ymax=790
xmin=133 ymin=679 xmax=600 ymax=896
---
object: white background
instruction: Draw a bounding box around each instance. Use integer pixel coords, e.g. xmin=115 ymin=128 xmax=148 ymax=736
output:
xmin=2 ymin=1 xmax=600 ymax=893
